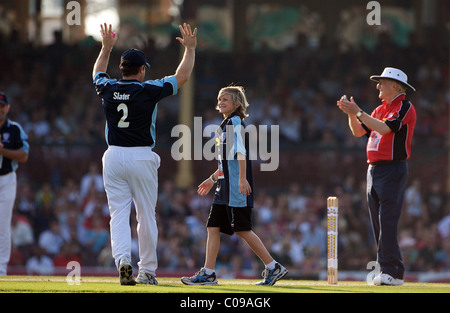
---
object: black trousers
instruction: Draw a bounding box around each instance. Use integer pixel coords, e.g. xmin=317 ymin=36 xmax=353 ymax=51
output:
xmin=367 ymin=161 xmax=408 ymax=279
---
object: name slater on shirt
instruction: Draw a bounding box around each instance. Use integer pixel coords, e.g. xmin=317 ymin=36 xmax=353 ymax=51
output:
xmin=113 ymin=92 xmax=130 ymax=101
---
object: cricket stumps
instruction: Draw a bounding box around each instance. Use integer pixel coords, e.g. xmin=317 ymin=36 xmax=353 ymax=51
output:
xmin=327 ymin=196 xmax=338 ymax=285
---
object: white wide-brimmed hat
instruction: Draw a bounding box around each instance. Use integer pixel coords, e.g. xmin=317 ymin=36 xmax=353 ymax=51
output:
xmin=370 ymin=67 xmax=415 ymax=92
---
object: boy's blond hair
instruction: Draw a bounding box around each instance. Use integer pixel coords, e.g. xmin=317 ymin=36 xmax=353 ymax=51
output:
xmin=217 ymin=85 xmax=249 ymax=120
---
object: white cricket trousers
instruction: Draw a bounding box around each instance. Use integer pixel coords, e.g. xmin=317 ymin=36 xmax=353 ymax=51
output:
xmin=0 ymin=172 xmax=17 ymax=275
xmin=102 ymin=146 xmax=160 ymax=275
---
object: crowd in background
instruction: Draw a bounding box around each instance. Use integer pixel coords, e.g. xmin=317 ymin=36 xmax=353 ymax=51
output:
xmin=1 ymin=28 xmax=450 ymax=277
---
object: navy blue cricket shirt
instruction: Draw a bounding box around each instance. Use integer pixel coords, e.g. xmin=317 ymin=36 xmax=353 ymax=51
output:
xmin=0 ymin=119 xmax=29 ymax=175
xmin=93 ymin=72 xmax=178 ymax=147
xmin=213 ymin=112 xmax=254 ymax=208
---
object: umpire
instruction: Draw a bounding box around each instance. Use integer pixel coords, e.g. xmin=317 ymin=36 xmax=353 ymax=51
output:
xmin=0 ymin=92 xmax=29 ymax=275
xmin=337 ymin=67 xmax=416 ymax=286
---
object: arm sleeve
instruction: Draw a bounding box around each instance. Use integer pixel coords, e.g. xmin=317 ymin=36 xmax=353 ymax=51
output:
xmin=143 ymin=75 xmax=178 ymax=102
xmin=228 ymin=116 xmax=246 ymax=159
xmin=93 ymin=72 xmax=116 ymax=95
xmin=384 ymin=101 xmax=413 ymax=133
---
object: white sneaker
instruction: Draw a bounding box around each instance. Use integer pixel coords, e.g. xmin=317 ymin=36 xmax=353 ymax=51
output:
xmin=373 ymin=273 xmax=404 ymax=286
xmin=118 ymin=256 xmax=136 ymax=285
xmin=136 ymin=271 xmax=158 ymax=285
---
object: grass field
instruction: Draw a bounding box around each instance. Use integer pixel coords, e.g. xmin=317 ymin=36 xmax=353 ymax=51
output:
xmin=1 ymin=276 xmax=449 ymax=293
xmin=1 ymin=276 xmax=448 ymax=311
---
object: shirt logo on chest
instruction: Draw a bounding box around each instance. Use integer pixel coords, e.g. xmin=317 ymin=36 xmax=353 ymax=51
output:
xmin=1 ymin=132 xmax=10 ymax=143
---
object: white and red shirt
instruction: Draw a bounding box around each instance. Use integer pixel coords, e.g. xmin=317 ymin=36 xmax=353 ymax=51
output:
xmin=365 ymin=94 xmax=416 ymax=163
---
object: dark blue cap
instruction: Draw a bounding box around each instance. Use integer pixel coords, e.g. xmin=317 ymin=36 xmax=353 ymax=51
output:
xmin=120 ymin=49 xmax=150 ymax=68
xmin=0 ymin=92 xmax=8 ymax=105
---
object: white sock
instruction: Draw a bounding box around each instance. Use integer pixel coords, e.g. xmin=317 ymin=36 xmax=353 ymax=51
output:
xmin=266 ymin=260 xmax=277 ymax=270
xmin=203 ymin=267 xmax=215 ymax=275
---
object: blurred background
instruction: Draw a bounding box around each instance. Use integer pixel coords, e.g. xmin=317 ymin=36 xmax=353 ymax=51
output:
xmin=1 ymin=0 xmax=449 ymax=282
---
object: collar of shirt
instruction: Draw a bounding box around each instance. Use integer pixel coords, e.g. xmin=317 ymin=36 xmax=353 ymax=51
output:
xmin=0 ymin=118 xmax=10 ymax=130
xmin=219 ymin=112 xmax=238 ymax=127
xmin=382 ymin=93 xmax=406 ymax=107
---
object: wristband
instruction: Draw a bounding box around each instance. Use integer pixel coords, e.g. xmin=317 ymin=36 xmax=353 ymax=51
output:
xmin=210 ymin=174 xmax=217 ymax=183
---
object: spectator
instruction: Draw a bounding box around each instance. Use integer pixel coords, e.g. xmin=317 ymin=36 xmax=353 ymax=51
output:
xmin=299 ymin=214 xmax=326 ymax=257
xmin=16 ymin=183 xmax=36 ymax=219
xmin=85 ymin=215 xmax=109 ymax=255
xmin=26 ymin=246 xmax=54 ymax=275
xmin=424 ymin=179 xmax=446 ymax=224
xmin=53 ymin=243 xmax=82 ymax=267
xmin=35 ymin=183 xmax=54 ymax=208
xmin=97 ymin=241 xmax=114 ymax=267
xmin=289 ymin=230 xmax=306 ymax=266
xmin=10 ymin=213 xmax=34 ymax=259
xmin=24 ymin=107 xmax=51 ymax=139
xmin=38 ymin=220 xmax=65 ymax=256
xmin=8 ymin=245 xmax=24 ymax=267
xmin=404 ymin=179 xmax=426 ymax=226
xmin=438 ymin=204 xmax=450 ymax=239
xmin=287 ymin=183 xmax=307 ymax=212
xmin=79 ymin=162 xmax=104 ymax=201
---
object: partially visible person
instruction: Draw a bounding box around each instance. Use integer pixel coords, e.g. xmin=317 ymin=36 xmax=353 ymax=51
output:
xmin=0 ymin=92 xmax=29 ymax=275
xmin=26 ymin=246 xmax=54 ymax=276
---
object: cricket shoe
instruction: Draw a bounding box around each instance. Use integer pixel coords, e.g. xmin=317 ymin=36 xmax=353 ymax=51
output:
xmin=256 ymin=263 xmax=288 ymax=286
xmin=118 ymin=256 xmax=136 ymax=286
xmin=136 ymin=271 xmax=158 ymax=285
xmin=181 ymin=268 xmax=218 ymax=285
xmin=373 ymin=273 xmax=404 ymax=286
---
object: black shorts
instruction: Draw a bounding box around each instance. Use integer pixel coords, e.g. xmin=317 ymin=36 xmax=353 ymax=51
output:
xmin=206 ymin=204 xmax=253 ymax=235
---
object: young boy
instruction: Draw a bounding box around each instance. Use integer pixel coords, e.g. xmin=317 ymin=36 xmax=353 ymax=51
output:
xmin=181 ymin=86 xmax=287 ymax=286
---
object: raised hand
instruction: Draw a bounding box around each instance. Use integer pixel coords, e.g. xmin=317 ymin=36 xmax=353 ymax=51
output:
xmin=100 ymin=23 xmax=118 ymax=50
xmin=176 ymin=23 xmax=197 ymax=50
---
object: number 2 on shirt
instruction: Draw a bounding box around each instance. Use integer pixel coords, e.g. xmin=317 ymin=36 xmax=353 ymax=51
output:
xmin=117 ymin=103 xmax=130 ymax=128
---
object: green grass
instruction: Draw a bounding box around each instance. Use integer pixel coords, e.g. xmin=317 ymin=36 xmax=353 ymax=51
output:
xmin=0 ymin=276 xmax=449 ymax=293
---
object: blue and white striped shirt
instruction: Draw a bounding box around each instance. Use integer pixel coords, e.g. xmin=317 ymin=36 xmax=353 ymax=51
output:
xmin=213 ymin=113 xmax=253 ymax=208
